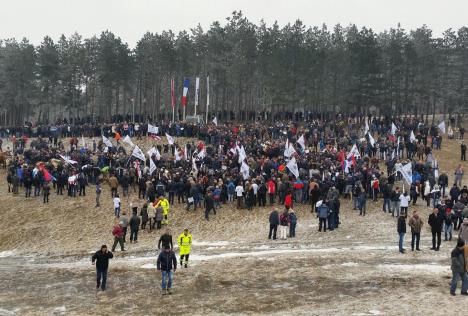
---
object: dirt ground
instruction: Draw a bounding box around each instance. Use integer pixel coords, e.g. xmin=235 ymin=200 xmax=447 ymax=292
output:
xmin=0 ymin=135 xmax=466 ymax=315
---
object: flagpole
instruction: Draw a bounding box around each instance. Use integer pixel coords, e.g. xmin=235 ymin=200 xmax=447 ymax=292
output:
xmin=205 ymin=76 xmax=210 ymax=123
xmin=172 ymin=106 xmax=175 ymax=123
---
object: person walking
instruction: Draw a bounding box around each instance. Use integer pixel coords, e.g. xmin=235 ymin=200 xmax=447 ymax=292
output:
xmin=204 ymin=191 xmax=216 ymax=221
xmin=158 ymin=229 xmax=173 ymax=251
xmin=129 ymin=207 xmax=141 ymax=243
xmin=95 ymin=181 xmax=102 ymax=207
xmin=178 ymin=228 xmax=192 ymax=268
xmin=316 ymin=200 xmax=330 ymax=232
xmin=235 ymin=182 xmax=244 ymax=209
xmin=111 ymin=222 xmax=125 ymax=252
xmin=444 ymin=208 xmax=454 ymax=241
xmin=428 ymin=208 xmax=444 ymax=251
xmin=268 ymin=209 xmax=279 ymax=240
xmin=113 ymin=193 xmax=121 ymax=218
xmin=397 ymin=213 xmax=407 ymax=253
xmin=157 ymin=246 xmax=177 ymax=295
xmin=42 ymin=182 xmax=50 ymax=203
xmin=156 ymin=195 xmax=170 ymax=225
xmin=120 ymin=211 xmax=129 ymax=243
xmin=91 ymin=245 xmax=113 ymax=291
xmin=288 ymin=208 xmax=297 ymax=238
xmin=450 ymin=239 xmax=468 ymax=296
xmin=459 ymin=218 xmax=468 ymax=244
xmin=408 ymin=211 xmax=423 ymax=251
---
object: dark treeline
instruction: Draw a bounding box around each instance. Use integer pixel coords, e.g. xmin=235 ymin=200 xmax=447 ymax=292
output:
xmin=1 ymin=11 xmax=468 ymax=126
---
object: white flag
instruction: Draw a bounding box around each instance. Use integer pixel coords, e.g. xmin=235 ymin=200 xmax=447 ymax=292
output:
xmin=147 ymin=147 xmax=161 ymax=161
xmin=397 ymin=162 xmax=412 ymax=185
xmin=437 ymin=121 xmax=446 ymax=134
xmin=238 ymin=145 xmax=246 ymax=163
xmin=410 ymin=130 xmax=416 ymax=143
xmin=367 ymin=132 xmax=375 ymax=147
xmin=391 ymin=123 xmax=398 ymax=135
xmin=241 ymin=161 xmax=250 ymax=180
xmin=195 ymin=77 xmax=200 ymax=107
xmin=102 ymin=135 xmax=113 ymax=147
xmin=297 ymin=135 xmax=305 ymax=150
xmin=286 ymin=157 xmax=299 ymax=179
xmin=364 ymin=119 xmax=370 ymax=134
xmin=284 ymin=139 xmax=296 ymax=157
xmin=149 ymin=158 xmax=156 ymax=175
xmin=59 ymin=154 xmax=78 ymax=165
xmin=184 ymin=145 xmax=188 ymax=160
xmin=132 ymin=145 xmax=146 ymax=162
xmin=148 ymin=124 xmax=159 ymax=134
xmin=197 ymin=148 xmax=206 ymax=159
xmin=165 ymin=133 xmax=174 ymax=145
xmin=123 ymin=135 xmax=135 ymax=147
xmin=347 ymin=144 xmax=360 ymax=159
xmin=175 ymin=148 xmax=181 ymax=161
xmin=212 ymin=116 xmax=218 ymax=126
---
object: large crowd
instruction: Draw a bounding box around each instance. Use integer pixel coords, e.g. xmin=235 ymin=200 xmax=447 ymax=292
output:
xmin=2 ymin=115 xmax=468 ymax=295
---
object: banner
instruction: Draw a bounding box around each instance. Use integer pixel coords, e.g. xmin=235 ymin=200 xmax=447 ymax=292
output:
xmin=212 ymin=117 xmax=218 ymax=126
xmin=148 ymin=124 xmax=159 ymax=135
xmin=147 ymin=147 xmax=161 ymax=160
xmin=391 ymin=122 xmax=398 ymax=135
xmin=346 ymin=144 xmax=360 ymax=159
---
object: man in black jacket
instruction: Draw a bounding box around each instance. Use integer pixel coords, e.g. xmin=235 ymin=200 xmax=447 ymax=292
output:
xmin=428 ymin=208 xmax=444 ymax=251
xmin=157 ymin=246 xmax=177 ymax=295
xmin=129 ymin=207 xmax=141 ymax=243
xmin=158 ymin=229 xmax=173 ymax=250
xmin=268 ymin=210 xmax=279 ymax=240
xmin=91 ymin=245 xmax=113 ymax=291
xmin=397 ymin=214 xmax=406 ymax=253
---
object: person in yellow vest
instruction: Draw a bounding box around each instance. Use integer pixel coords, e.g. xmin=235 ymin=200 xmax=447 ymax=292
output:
xmin=155 ymin=195 xmax=170 ymax=225
xmin=178 ymin=228 xmax=192 ymax=268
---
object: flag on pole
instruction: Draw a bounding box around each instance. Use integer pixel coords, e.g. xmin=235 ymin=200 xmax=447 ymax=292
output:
xmin=410 ymin=130 xmax=416 ymax=143
xmin=165 ymin=133 xmax=174 ymax=145
xmin=59 ymin=154 xmax=78 ymax=165
xmin=212 ymin=116 xmax=218 ymax=126
xmin=286 ymin=157 xmax=299 ymax=178
xmin=197 ymin=147 xmax=206 ymax=159
xmin=194 ymin=77 xmax=200 ymax=107
xmin=123 ymin=135 xmax=135 ymax=147
xmin=364 ymin=119 xmax=370 ymax=135
xmin=149 ymin=158 xmax=156 ymax=175
xmin=391 ymin=122 xmax=398 ymax=135
xmin=181 ymin=78 xmax=190 ymax=106
xmin=171 ymin=78 xmax=175 ymax=108
xmin=397 ymin=162 xmax=412 ymax=185
xmin=175 ymin=148 xmax=181 ymax=161
xmin=367 ymin=132 xmax=375 ymax=147
xmin=437 ymin=121 xmax=446 ymax=134
xmin=131 ymin=145 xmax=146 ymax=162
xmin=147 ymin=147 xmax=161 ymax=160
xmin=346 ymin=144 xmax=361 ymax=159
xmin=238 ymin=145 xmax=246 ymax=163
xmin=184 ymin=145 xmax=188 ymax=160
xmin=241 ymin=161 xmax=250 ymax=180
xmin=297 ymin=135 xmax=305 ymax=150
xmin=102 ymin=135 xmax=113 ymax=147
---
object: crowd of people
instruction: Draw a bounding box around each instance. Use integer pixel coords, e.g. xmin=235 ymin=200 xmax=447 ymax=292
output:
xmin=2 ymin=114 xmax=468 ymax=295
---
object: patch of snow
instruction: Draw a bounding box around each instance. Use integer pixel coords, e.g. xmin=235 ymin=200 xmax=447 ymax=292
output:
xmin=341 ymin=262 xmax=359 ymax=267
xmin=52 ymin=306 xmax=66 ymax=314
xmin=141 ymin=263 xmax=156 ymax=269
xmin=369 ymin=310 xmax=383 ymax=315
xmin=0 ymin=308 xmax=17 ymax=315
xmin=0 ymin=250 xmax=16 ymax=258
xmin=192 ymin=241 xmax=231 ymax=247
xmin=377 ymin=264 xmax=449 ymax=273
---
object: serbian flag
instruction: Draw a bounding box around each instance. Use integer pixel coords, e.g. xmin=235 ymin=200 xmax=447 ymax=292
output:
xmin=171 ymin=78 xmax=175 ymax=108
xmin=181 ymin=78 xmax=190 ymax=106
xmin=39 ymin=163 xmax=54 ymax=182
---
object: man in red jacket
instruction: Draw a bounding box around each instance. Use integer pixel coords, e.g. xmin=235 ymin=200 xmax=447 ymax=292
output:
xmin=111 ymin=223 xmax=125 ymax=252
xmin=267 ymin=178 xmax=276 ymax=205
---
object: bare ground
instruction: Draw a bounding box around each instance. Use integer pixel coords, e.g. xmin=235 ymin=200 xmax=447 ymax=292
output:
xmin=0 ymin=136 xmax=466 ymax=315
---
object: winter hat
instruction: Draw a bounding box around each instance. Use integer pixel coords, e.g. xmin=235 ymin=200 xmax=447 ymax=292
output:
xmin=457 ymin=239 xmax=465 ymax=248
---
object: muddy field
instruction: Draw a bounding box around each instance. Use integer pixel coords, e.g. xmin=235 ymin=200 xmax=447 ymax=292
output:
xmin=0 ymin=135 xmax=466 ymax=315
